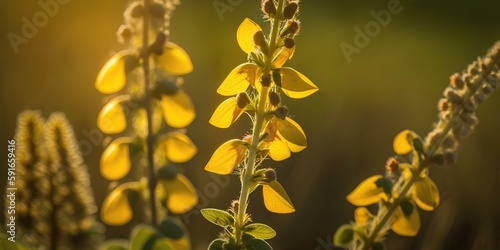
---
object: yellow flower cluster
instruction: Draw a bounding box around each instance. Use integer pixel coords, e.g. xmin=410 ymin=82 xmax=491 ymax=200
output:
xmin=334 ymin=41 xmax=500 ymax=250
xmin=202 ymin=0 xmax=318 ymax=249
xmin=94 ymin=0 xmax=197 ymax=249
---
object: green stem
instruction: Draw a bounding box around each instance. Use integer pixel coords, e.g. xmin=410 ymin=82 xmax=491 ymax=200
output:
xmin=234 ymin=0 xmax=285 ymax=245
xmin=142 ymin=0 xmax=158 ymax=227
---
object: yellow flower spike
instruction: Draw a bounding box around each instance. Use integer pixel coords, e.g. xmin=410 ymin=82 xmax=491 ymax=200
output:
xmin=209 ymin=97 xmax=247 ymax=128
xmin=159 ymin=132 xmax=197 ymax=163
xmin=262 ymin=180 xmax=295 ymax=214
xmin=268 ymin=136 xmax=291 ymax=161
xmin=393 ymin=130 xmax=418 ymax=155
xmin=391 ymin=201 xmax=421 ymax=237
xmin=101 ymin=182 xmax=139 ymax=226
xmin=157 ymin=42 xmax=193 ymax=75
xmin=217 ymin=63 xmax=259 ymax=96
xmin=96 ymin=50 xmax=136 ymax=94
xmin=276 ymin=117 xmax=307 ymax=151
xmin=160 ymin=174 xmax=198 ymax=214
xmin=279 ymin=67 xmax=319 ymax=99
xmin=413 ymin=177 xmax=440 ymax=211
xmin=354 ymin=207 xmax=373 ymax=227
xmin=100 ymin=137 xmax=134 ymax=181
xmin=161 ymin=88 xmax=196 ymax=128
xmin=97 ymin=95 xmax=130 ymax=134
xmin=236 ymin=18 xmax=263 ymax=54
xmin=346 ymin=175 xmax=387 ymax=206
xmin=205 ymin=139 xmax=248 ymax=175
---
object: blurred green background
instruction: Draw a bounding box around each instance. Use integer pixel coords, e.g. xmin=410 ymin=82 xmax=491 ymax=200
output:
xmin=1 ymin=0 xmax=500 ymax=249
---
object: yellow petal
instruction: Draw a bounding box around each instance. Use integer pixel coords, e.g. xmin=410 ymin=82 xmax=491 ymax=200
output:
xmin=157 ymin=42 xmax=193 ymax=75
xmin=391 ymin=203 xmax=421 ymax=236
xmin=97 ymin=96 xmax=130 ymax=134
xmin=100 ymin=137 xmax=134 ymax=181
xmin=96 ymin=50 xmax=136 ymax=94
xmin=393 ymin=130 xmax=417 ymax=155
xmin=268 ymin=137 xmax=291 ymax=161
xmin=346 ymin=175 xmax=386 ymax=206
xmin=205 ymin=139 xmax=248 ymax=175
xmin=166 ymin=236 xmax=190 ymax=250
xmin=414 ymin=177 xmax=440 ymax=211
xmin=161 ymin=89 xmax=196 ymax=128
xmin=354 ymin=207 xmax=372 ymax=226
xmin=272 ymin=47 xmax=295 ymax=68
xmin=237 ymin=18 xmax=262 ymax=54
xmin=160 ymin=132 xmax=197 ymax=163
xmin=279 ymin=67 xmax=318 ymax=99
xmin=101 ymin=182 xmax=137 ymax=226
xmin=262 ymin=180 xmax=295 ymax=214
xmin=209 ymin=97 xmax=246 ymax=128
xmin=161 ymin=174 xmax=198 ymax=214
xmin=217 ymin=63 xmax=258 ymax=96
xmin=276 ymin=117 xmax=307 ymax=150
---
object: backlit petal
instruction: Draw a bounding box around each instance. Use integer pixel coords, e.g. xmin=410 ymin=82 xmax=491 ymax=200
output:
xmin=263 ymin=180 xmax=295 ymax=214
xmin=160 ymin=132 xmax=197 ymax=163
xmin=276 ymin=117 xmax=307 ymax=150
xmin=157 ymin=42 xmax=193 ymax=75
xmin=96 ymin=50 xmax=137 ymax=94
xmin=354 ymin=207 xmax=373 ymax=226
xmin=205 ymin=139 xmax=248 ymax=175
xmin=217 ymin=63 xmax=258 ymax=96
xmin=393 ymin=130 xmax=417 ymax=155
xmin=209 ymin=97 xmax=246 ymax=128
xmin=346 ymin=175 xmax=386 ymax=206
xmin=100 ymin=137 xmax=134 ymax=181
xmin=279 ymin=67 xmax=318 ymax=99
xmin=161 ymin=174 xmax=198 ymax=214
xmin=161 ymin=89 xmax=196 ymax=128
xmin=272 ymin=47 xmax=295 ymax=68
xmin=101 ymin=182 xmax=138 ymax=226
xmin=391 ymin=203 xmax=421 ymax=236
xmin=268 ymin=137 xmax=291 ymax=161
xmin=414 ymin=177 xmax=440 ymax=211
xmin=237 ymin=18 xmax=262 ymax=54
xmin=97 ymin=96 xmax=130 ymax=134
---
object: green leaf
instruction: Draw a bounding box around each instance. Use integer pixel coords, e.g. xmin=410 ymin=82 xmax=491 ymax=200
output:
xmin=375 ymin=177 xmax=393 ymax=194
xmin=159 ymin=218 xmax=185 ymax=240
xmin=201 ymin=208 xmax=235 ymax=227
xmin=243 ymin=239 xmax=273 ymax=250
xmin=242 ymin=223 xmax=276 ymax=240
xmin=333 ymin=224 xmax=354 ymax=247
xmin=400 ymin=200 xmax=415 ymax=217
xmin=99 ymin=240 xmax=129 ymax=250
xmin=208 ymin=239 xmax=226 ymax=250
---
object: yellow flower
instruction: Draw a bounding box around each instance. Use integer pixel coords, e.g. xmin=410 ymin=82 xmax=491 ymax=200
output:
xmin=262 ymin=180 xmax=295 ymax=214
xmin=156 ymin=42 xmax=193 ymax=76
xmin=96 ymin=50 xmax=138 ymax=94
xmin=401 ymin=164 xmax=440 ymax=211
xmin=346 ymin=175 xmax=388 ymax=206
xmin=157 ymin=131 xmax=197 ymax=163
xmin=260 ymin=117 xmax=307 ymax=161
xmin=97 ymin=95 xmax=130 ymax=134
xmin=101 ymin=182 xmax=140 ymax=226
xmin=209 ymin=97 xmax=248 ymax=128
xmin=391 ymin=200 xmax=420 ymax=236
xmin=205 ymin=139 xmax=249 ymax=175
xmin=159 ymin=174 xmax=198 ymax=214
xmin=100 ymin=137 xmax=135 ymax=181
xmin=160 ymin=88 xmax=196 ymax=128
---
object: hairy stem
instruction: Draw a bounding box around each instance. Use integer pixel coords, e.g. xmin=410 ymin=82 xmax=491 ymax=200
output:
xmin=142 ymin=0 xmax=158 ymax=227
xmin=234 ymin=0 xmax=285 ymax=245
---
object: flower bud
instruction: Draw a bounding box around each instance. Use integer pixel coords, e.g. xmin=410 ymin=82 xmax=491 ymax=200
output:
xmin=253 ymin=30 xmax=266 ymax=47
xmin=117 ymin=25 xmax=132 ymax=44
xmin=486 ymin=75 xmax=499 ymax=89
xmin=430 ymin=154 xmax=445 ymax=166
xmin=284 ymin=38 xmax=295 ymax=49
xmin=474 ymin=92 xmax=486 ymax=104
xmin=438 ymin=98 xmax=449 ymax=112
xmin=441 ymin=136 xmax=457 ymax=149
xmin=482 ymin=84 xmax=494 ymax=95
xmin=460 ymin=112 xmax=478 ymax=126
xmin=157 ymin=164 xmax=179 ymax=180
xmin=265 ymin=169 xmax=276 ymax=181
xmin=450 ymin=73 xmax=464 ymax=89
xmin=385 ymin=157 xmax=399 ymax=173
xmin=444 ymin=151 xmax=457 ymax=164
xmin=287 ymin=20 xmax=300 ymax=34
xmin=236 ymin=92 xmax=251 ymax=109
xmin=462 ymin=98 xmax=476 ymax=113
xmin=155 ymin=77 xmax=179 ymax=96
xmin=274 ymin=106 xmax=288 ymax=120
xmin=444 ymin=87 xmax=462 ymax=104
xmin=231 ymin=200 xmax=239 ymax=214
xmin=269 ymin=91 xmax=281 ymax=106
xmin=262 ymin=0 xmax=276 ymax=17
xmin=150 ymin=2 xmax=165 ymax=19
xmin=468 ymin=64 xmax=479 ymax=75
xmin=260 ymin=74 xmax=272 ymax=87
xmin=283 ymin=2 xmax=298 ymax=19
xmin=128 ymin=2 xmax=144 ymax=18
xmin=151 ymin=32 xmax=168 ymax=55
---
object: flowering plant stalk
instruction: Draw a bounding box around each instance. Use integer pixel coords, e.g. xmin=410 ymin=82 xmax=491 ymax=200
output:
xmin=334 ymin=41 xmax=500 ymax=250
xmin=201 ymin=0 xmax=318 ymax=249
xmin=95 ymin=0 xmax=198 ymax=248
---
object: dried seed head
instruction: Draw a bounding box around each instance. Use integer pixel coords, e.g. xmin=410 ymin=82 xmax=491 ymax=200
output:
xmin=269 ymin=91 xmax=281 ymax=106
xmin=284 ymin=38 xmax=295 ymax=49
xmin=385 ymin=157 xmax=399 ymax=173
xmin=450 ymin=73 xmax=464 ymax=89
xmin=261 ymin=74 xmax=272 ymax=87
xmin=283 ymin=2 xmax=299 ymax=19
xmin=265 ymin=169 xmax=277 ymax=181
xmin=262 ymin=0 xmax=277 ymax=17
xmin=128 ymin=2 xmax=144 ymax=18
xmin=274 ymin=106 xmax=288 ymax=120
xmin=150 ymin=2 xmax=165 ymax=19
xmin=253 ymin=30 xmax=266 ymax=47
xmin=236 ymin=92 xmax=251 ymax=109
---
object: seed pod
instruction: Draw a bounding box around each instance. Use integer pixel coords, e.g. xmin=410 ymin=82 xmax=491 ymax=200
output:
xmin=284 ymin=38 xmax=295 ymax=48
xmin=261 ymin=74 xmax=272 ymax=87
xmin=283 ymin=2 xmax=299 ymax=19
xmin=236 ymin=92 xmax=251 ymax=109
xmin=274 ymin=106 xmax=288 ymax=120
xmin=262 ymin=0 xmax=277 ymax=17
xmin=269 ymin=91 xmax=281 ymax=106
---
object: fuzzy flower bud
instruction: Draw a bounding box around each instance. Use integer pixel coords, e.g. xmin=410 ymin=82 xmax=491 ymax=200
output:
xmin=261 ymin=74 xmax=272 ymax=87
xmin=262 ymin=0 xmax=277 ymax=17
xmin=253 ymin=30 xmax=266 ymax=47
xmin=450 ymin=73 xmax=464 ymax=89
xmin=385 ymin=157 xmax=399 ymax=173
xmin=149 ymin=2 xmax=165 ymax=19
xmin=269 ymin=91 xmax=281 ymax=106
xmin=284 ymin=38 xmax=295 ymax=49
xmin=274 ymin=106 xmax=288 ymax=120
xmin=236 ymin=92 xmax=251 ymax=109
xmin=265 ymin=169 xmax=277 ymax=182
xmin=128 ymin=2 xmax=144 ymax=18
xmin=283 ymin=2 xmax=299 ymax=19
